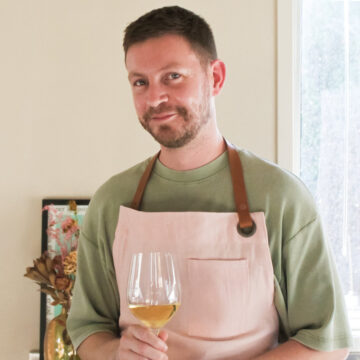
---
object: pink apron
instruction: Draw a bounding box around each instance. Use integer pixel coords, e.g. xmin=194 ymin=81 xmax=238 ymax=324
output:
xmin=113 ymin=140 xmax=279 ymax=359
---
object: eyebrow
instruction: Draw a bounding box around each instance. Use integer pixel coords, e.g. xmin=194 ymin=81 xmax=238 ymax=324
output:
xmin=128 ymin=62 xmax=183 ymax=80
xmin=128 ymin=72 xmax=143 ymax=80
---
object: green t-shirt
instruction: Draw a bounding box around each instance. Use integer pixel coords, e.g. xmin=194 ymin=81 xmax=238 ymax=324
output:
xmin=67 ymin=148 xmax=353 ymax=352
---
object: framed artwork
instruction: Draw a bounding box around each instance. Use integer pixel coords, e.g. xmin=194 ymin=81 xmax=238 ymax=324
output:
xmin=40 ymin=199 xmax=90 ymax=360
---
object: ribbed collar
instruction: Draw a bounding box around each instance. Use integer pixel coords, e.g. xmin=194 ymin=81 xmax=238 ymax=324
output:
xmin=152 ymin=150 xmax=229 ymax=182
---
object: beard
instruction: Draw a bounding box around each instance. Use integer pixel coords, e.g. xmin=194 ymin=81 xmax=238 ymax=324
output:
xmin=139 ymin=89 xmax=211 ymax=149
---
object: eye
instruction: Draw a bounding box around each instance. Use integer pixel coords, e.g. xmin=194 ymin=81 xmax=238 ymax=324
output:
xmin=133 ymin=79 xmax=146 ymax=87
xmin=168 ymin=73 xmax=181 ymax=80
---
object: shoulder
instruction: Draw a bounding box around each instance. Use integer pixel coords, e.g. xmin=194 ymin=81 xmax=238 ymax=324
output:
xmin=92 ymin=156 xmax=153 ymax=208
xmin=82 ymin=156 xmax=154 ymax=233
xmin=237 ymin=148 xmax=319 ymax=239
xmin=238 ymin=148 xmax=312 ymax=198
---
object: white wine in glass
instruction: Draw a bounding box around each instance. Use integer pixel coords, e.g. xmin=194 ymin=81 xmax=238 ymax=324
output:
xmin=127 ymin=252 xmax=181 ymax=334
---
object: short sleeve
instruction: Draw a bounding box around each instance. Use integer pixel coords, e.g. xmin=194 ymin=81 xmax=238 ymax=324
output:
xmin=67 ymin=201 xmax=120 ymax=350
xmin=283 ymin=216 xmax=353 ymax=351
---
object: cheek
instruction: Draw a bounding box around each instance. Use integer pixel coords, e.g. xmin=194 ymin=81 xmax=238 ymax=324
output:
xmin=179 ymin=80 xmax=206 ymax=103
xmin=173 ymin=87 xmax=199 ymax=107
xmin=132 ymin=93 xmax=146 ymax=115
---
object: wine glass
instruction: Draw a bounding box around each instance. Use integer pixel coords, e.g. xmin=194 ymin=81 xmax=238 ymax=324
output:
xmin=127 ymin=252 xmax=181 ymax=335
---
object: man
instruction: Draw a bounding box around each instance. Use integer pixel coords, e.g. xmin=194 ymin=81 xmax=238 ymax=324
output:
xmin=67 ymin=6 xmax=352 ymax=359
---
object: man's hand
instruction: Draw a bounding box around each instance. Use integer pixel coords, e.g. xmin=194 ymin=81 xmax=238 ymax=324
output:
xmin=77 ymin=326 xmax=168 ymax=360
xmin=117 ymin=325 xmax=168 ymax=360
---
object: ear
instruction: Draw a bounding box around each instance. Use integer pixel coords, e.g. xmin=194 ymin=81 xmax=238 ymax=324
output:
xmin=210 ymin=59 xmax=226 ymax=96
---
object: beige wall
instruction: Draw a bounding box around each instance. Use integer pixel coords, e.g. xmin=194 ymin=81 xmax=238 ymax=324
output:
xmin=0 ymin=0 xmax=276 ymax=358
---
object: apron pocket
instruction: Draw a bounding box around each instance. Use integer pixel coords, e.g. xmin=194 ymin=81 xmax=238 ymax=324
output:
xmin=185 ymin=258 xmax=249 ymax=339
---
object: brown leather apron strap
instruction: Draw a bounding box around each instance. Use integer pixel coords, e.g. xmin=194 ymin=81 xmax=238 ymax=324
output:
xmin=224 ymin=139 xmax=254 ymax=233
xmin=131 ymin=139 xmax=255 ymax=235
xmin=130 ymin=151 xmax=160 ymax=210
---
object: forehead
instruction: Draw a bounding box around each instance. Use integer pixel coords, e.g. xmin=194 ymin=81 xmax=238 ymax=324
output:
xmin=125 ymin=34 xmax=202 ymax=74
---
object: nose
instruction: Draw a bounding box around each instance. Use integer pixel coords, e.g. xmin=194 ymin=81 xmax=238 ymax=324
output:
xmin=146 ymin=83 xmax=168 ymax=108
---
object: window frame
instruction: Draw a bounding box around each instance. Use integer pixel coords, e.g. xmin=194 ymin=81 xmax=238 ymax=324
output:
xmin=277 ymin=0 xmax=301 ymax=175
xmin=277 ymin=0 xmax=359 ymax=354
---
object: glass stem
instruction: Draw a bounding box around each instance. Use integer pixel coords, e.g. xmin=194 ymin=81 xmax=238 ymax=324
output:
xmin=152 ymin=328 xmax=160 ymax=336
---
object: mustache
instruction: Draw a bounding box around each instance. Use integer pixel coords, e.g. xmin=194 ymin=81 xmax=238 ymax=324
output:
xmin=143 ymin=104 xmax=188 ymax=123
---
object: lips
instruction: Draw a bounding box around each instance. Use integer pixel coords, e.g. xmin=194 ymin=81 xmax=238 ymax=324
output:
xmin=151 ymin=113 xmax=177 ymax=121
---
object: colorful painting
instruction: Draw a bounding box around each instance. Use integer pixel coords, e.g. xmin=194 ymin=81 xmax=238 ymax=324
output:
xmin=40 ymin=199 xmax=89 ymax=360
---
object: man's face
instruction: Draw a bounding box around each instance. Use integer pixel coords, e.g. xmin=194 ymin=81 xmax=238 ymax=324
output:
xmin=126 ymin=34 xmax=212 ymax=148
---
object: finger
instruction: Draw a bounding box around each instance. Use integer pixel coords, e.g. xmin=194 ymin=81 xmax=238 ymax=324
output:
xmin=121 ymin=331 xmax=168 ymax=360
xmin=129 ymin=325 xmax=168 ymax=352
xmin=158 ymin=330 xmax=168 ymax=342
xmin=129 ymin=338 xmax=168 ymax=360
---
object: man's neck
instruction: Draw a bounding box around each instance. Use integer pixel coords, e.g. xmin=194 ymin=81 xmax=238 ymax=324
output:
xmin=158 ymin=128 xmax=226 ymax=171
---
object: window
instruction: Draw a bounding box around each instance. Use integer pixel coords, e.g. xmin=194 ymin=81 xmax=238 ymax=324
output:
xmin=278 ymin=0 xmax=360 ymax=353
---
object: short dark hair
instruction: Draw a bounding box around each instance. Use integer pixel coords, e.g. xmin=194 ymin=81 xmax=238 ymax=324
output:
xmin=123 ymin=6 xmax=217 ymax=64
